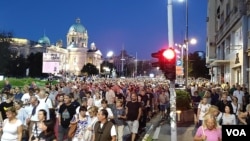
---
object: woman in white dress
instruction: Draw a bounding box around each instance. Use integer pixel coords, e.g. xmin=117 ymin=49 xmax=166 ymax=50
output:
xmin=1 ymin=107 xmax=23 ymax=141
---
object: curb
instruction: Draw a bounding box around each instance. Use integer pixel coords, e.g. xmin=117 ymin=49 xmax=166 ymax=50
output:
xmin=142 ymin=115 xmax=163 ymax=141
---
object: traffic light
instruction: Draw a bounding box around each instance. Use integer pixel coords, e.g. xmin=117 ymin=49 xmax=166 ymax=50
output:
xmin=151 ymin=48 xmax=176 ymax=81
xmin=151 ymin=49 xmax=165 ymax=69
xmin=162 ymin=48 xmax=176 ymax=81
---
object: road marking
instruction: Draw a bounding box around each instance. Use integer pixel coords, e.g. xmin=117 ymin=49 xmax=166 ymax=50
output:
xmin=152 ymin=126 xmax=161 ymax=139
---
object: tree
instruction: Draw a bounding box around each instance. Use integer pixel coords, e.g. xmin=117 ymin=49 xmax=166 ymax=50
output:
xmin=0 ymin=32 xmax=13 ymax=75
xmin=188 ymin=52 xmax=210 ymax=79
xmin=8 ymin=54 xmax=27 ymax=77
xmin=27 ymin=52 xmax=44 ymax=77
xmin=81 ymin=63 xmax=99 ymax=76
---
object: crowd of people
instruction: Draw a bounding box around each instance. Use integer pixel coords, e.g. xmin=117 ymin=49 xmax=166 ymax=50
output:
xmin=191 ymin=83 xmax=250 ymax=141
xmin=1 ymin=77 xmax=249 ymax=141
xmin=0 ymin=78 xmax=170 ymax=141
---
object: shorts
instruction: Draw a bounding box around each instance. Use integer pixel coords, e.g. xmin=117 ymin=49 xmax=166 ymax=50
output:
xmin=159 ymin=104 xmax=166 ymax=111
xmin=126 ymin=120 xmax=139 ymax=134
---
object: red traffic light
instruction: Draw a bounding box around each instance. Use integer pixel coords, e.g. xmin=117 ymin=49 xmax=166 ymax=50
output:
xmin=163 ymin=48 xmax=175 ymax=60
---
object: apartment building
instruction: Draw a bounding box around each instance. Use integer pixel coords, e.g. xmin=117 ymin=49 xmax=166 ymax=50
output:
xmin=206 ymin=0 xmax=250 ymax=87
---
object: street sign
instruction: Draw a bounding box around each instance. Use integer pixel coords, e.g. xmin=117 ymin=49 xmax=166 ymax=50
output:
xmin=176 ymin=60 xmax=182 ymax=66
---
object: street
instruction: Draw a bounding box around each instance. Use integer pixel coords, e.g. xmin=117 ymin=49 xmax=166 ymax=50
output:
xmin=142 ymin=114 xmax=195 ymax=141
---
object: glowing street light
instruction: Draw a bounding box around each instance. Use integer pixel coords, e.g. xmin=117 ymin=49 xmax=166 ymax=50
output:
xmin=107 ymin=51 xmax=114 ymax=58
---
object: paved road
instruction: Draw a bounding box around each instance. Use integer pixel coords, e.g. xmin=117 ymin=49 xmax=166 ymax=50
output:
xmin=144 ymin=114 xmax=196 ymax=141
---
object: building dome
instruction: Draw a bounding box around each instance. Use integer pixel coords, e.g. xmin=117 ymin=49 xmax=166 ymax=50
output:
xmin=38 ymin=35 xmax=50 ymax=46
xmin=68 ymin=18 xmax=86 ymax=33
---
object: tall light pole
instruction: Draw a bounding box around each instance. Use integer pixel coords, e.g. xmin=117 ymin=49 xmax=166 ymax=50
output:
xmin=167 ymin=0 xmax=177 ymax=141
xmin=135 ymin=52 xmax=137 ymax=77
xmin=184 ymin=0 xmax=189 ymax=88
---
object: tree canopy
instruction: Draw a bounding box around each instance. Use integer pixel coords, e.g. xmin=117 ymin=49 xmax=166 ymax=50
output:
xmin=81 ymin=63 xmax=99 ymax=76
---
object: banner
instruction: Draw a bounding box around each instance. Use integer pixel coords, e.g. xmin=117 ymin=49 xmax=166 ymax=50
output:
xmin=42 ymin=53 xmax=60 ymax=73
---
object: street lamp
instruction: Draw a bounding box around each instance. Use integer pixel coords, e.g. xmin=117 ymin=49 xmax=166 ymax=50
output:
xmin=178 ymin=0 xmax=189 ymax=87
xmin=185 ymin=38 xmax=197 ymax=87
xmin=106 ymin=51 xmax=114 ymax=78
xmin=107 ymin=51 xmax=114 ymax=58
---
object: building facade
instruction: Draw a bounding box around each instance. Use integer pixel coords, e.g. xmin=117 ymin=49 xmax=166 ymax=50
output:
xmin=206 ymin=0 xmax=250 ymax=87
xmin=10 ymin=18 xmax=103 ymax=75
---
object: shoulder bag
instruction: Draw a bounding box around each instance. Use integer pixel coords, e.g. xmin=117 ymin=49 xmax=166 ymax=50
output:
xmin=68 ymin=114 xmax=79 ymax=138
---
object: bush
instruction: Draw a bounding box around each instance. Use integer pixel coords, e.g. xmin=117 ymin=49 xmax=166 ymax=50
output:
xmin=176 ymin=90 xmax=191 ymax=111
xmin=0 ymin=77 xmax=58 ymax=90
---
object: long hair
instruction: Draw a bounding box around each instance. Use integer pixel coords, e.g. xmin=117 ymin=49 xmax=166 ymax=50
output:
xmin=43 ymin=120 xmax=55 ymax=134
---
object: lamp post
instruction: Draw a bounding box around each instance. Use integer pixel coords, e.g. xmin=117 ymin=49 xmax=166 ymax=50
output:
xmin=107 ymin=51 xmax=114 ymax=78
xmin=184 ymin=0 xmax=189 ymax=88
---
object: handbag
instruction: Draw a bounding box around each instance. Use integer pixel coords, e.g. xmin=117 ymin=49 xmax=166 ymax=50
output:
xmin=68 ymin=114 xmax=79 ymax=138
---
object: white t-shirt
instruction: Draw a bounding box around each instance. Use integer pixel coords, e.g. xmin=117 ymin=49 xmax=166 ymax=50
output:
xmin=38 ymin=97 xmax=53 ymax=109
xmin=21 ymin=94 xmax=39 ymax=104
xmin=21 ymin=93 xmax=31 ymax=104
xmin=94 ymin=99 xmax=102 ymax=108
xmin=198 ymin=103 xmax=211 ymax=120
xmin=1 ymin=119 xmax=22 ymax=141
xmin=221 ymin=113 xmax=236 ymax=125
xmin=99 ymin=107 xmax=114 ymax=119
xmin=233 ymin=90 xmax=244 ymax=104
xmin=30 ymin=102 xmax=50 ymax=121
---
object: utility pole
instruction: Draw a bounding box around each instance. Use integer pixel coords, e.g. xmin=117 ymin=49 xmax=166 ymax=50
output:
xmin=184 ymin=0 xmax=189 ymax=88
xmin=135 ymin=52 xmax=137 ymax=77
xmin=167 ymin=0 xmax=177 ymax=141
xmin=121 ymin=46 xmax=125 ymax=76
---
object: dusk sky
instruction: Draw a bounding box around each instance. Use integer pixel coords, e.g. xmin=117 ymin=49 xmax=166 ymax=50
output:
xmin=0 ymin=0 xmax=207 ymax=60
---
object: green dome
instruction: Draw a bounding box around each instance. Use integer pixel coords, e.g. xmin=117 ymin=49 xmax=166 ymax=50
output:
xmin=38 ymin=35 xmax=50 ymax=46
xmin=68 ymin=18 xmax=86 ymax=33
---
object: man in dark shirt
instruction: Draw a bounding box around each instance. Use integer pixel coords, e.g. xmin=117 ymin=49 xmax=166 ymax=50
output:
xmin=0 ymin=94 xmax=14 ymax=120
xmin=126 ymin=93 xmax=142 ymax=141
xmin=216 ymin=92 xmax=233 ymax=113
xmin=139 ymin=89 xmax=149 ymax=130
xmin=58 ymin=94 xmax=76 ymax=141
xmin=211 ymin=88 xmax=220 ymax=105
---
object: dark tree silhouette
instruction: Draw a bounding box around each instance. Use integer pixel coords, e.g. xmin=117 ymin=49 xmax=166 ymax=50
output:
xmin=188 ymin=52 xmax=210 ymax=79
xmin=8 ymin=54 xmax=27 ymax=77
xmin=81 ymin=63 xmax=99 ymax=76
xmin=27 ymin=52 xmax=44 ymax=77
xmin=0 ymin=32 xmax=13 ymax=75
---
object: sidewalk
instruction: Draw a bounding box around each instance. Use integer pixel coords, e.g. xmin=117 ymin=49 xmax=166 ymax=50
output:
xmin=143 ymin=114 xmax=196 ymax=141
xmin=157 ymin=123 xmax=195 ymax=141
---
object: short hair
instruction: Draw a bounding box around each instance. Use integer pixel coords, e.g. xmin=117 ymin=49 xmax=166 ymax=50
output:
xmin=101 ymin=99 xmax=108 ymax=104
xmin=116 ymin=99 xmax=123 ymax=105
xmin=64 ymin=94 xmax=72 ymax=99
xmin=86 ymin=91 xmax=91 ymax=95
xmin=14 ymin=100 xmax=23 ymax=107
xmin=79 ymin=106 xmax=87 ymax=112
xmin=100 ymin=109 xmax=108 ymax=118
